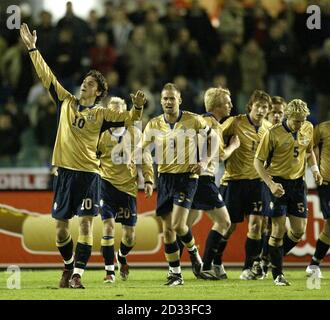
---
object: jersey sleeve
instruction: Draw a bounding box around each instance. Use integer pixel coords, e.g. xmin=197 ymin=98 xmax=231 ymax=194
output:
xmin=29 ymin=50 xmax=72 ymax=107
xmin=103 ymin=106 xmax=143 ymax=127
xmin=220 ymin=116 xmax=235 ymax=138
xmin=255 ymin=129 xmax=272 ymax=162
xmin=141 ymin=121 xmax=155 ymax=184
xmin=313 ymin=125 xmax=320 ymax=147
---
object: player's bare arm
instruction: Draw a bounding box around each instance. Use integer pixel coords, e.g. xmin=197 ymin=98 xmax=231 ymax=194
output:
xmin=307 ymin=150 xmax=323 ymax=186
xmin=254 ymin=158 xmax=285 ymax=198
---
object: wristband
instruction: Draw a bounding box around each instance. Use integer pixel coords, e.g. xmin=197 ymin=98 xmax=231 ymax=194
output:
xmin=145 ymin=181 xmax=153 ymax=185
xmin=28 ymin=48 xmax=37 ymax=52
xmin=311 ymin=165 xmax=320 ymax=173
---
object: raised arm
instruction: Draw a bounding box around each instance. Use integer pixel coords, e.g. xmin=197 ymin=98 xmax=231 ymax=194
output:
xmin=20 ymin=23 xmax=71 ymax=105
xmin=103 ymin=90 xmax=146 ymax=125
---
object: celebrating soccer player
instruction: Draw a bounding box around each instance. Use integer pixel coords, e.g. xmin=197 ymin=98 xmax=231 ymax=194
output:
xmin=254 ymin=99 xmax=323 ymax=286
xmin=20 ymin=23 xmax=146 ymax=289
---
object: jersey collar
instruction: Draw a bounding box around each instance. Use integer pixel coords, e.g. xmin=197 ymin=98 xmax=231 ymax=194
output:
xmin=282 ymin=120 xmax=298 ymax=140
xmin=203 ymin=112 xmax=217 ymax=121
xmin=246 ymin=114 xmax=260 ymax=133
xmin=163 ymin=110 xmax=183 ymax=129
xmin=78 ymin=104 xmax=95 ymax=112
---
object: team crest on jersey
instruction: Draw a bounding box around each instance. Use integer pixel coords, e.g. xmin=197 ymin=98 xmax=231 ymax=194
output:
xmin=299 ymin=136 xmax=310 ymax=146
xmin=86 ymin=112 xmax=96 ymax=122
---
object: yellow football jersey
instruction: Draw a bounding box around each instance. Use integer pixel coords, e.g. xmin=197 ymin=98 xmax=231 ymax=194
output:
xmin=201 ymin=113 xmax=225 ymax=176
xmin=314 ymin=121 xmax=330 ymax=181
xmin=256 ymin=121 xmax=314 ymax=179
xmin=142 ymin=111 xmax=209 ymax=176
xmin=98 ymin=126 xmax=141 ymax=197
xmin=29 ymin=50 xmax=143 ymax=173
xmin=221 ymin=114 xmax=271 ymax=181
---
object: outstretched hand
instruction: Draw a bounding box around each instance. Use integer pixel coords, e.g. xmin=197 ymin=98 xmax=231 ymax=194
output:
xmin=20 ymin=23 xmax=37 ymax=50
xmin=130 ymin=90 xmax=147 ymax=109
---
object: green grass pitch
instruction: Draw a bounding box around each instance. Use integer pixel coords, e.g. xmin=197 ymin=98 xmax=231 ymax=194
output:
xmin=0 ymin=268 xmax=329 ymax=300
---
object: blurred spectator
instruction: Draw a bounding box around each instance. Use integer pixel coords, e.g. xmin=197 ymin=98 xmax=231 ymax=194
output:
xmin=32 ymin=94 xmax=57 ymax=165
xmin=123 ymin=26 xmax=159 ymax=88
xmin=87 ymin=9 xmax=101 ymax=40
xmin=0 ymin=98 xmax=29 ymax=165
xmin=98 ymin=0 xmax=115 ymax=37
xmin=170 ymin=39 xmax=207 ymax=90
xmin=239 ymin=38 xmax=266 ymax=111
xmin=1 ymin=38 xmax=34 ymax=104
xmin=160 ymin=2 xmax=186 ymax=42
xmin=219 ymin=0 xmax=244 ymax=45
xmin=311 ymin=38 xmax=330 ymax=122
xmin=53 ymin=28 xmax=82 ymax=91
xmin=128 ymin=0 xmax=147 ymax=25
xmin=212 ymin=42 xmax=241 ymax=106
xmin=56 ymin=1 xmax=90 ymax=50
xmin=143 ymin=6 xmax=169 ymax=59
xmin=264 ymin=20 xmax=296 ymax=100
xmin=106 ymin=70 xmax=128 ymax=98
xmin=35 ymin=11 xmax=56 ymax=64
xmin=173 ymin=75 xmax=200 ymax=113
xmin=185 ymin=0 xmax=220 ymax=58
xmin=89 ymin=32 xmax=117 ymax=75
xmin=244 ymin=5 xmax=270 ymax=48
xmin=111 ymin=8 xmax=134 ymax=55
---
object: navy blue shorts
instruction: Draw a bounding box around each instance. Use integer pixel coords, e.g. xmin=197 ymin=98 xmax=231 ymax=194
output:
xmin=264 ymin=176 xmax=308 ymax=218
xmin=100 ymin=179 xmax=137 ymax=226
xmin=317 ymin=183 xmax=330 ymax=219
xmin=219 ymin=179 xmax=266 ymax=223
xmin=156 ymin=172 xmax=198 ymax=216
xmin=191 ymin=175 xmax=226 ymax=210
xmin=52 ymin=167 xmax=100 ymax=220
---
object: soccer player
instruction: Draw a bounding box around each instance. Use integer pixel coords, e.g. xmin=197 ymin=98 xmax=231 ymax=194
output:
xmin=98 ymin=97 xmax=152 ymax=283
xmin=254 ymin=99 xmax=323 ymax=286
xmin=214 ymin=90 xmax=272 ymax=280
xmin=20 ymin=23 xmax=146 ymax=289
xmin=188 ymin=87 xmax=240 ymax=279
xmin=306 ymin=121 xmax=330 ymax=278
xmin=257 ymin=96 xmax=286 ymax=277
xmin=142 ymin=83 xmax=219 ymax=286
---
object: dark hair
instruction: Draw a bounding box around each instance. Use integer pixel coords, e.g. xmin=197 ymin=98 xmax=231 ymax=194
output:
xmin=246 ymin=90 xmax=271 ymax=112
xmin=85 ymin=70 xmax=108 ymax=104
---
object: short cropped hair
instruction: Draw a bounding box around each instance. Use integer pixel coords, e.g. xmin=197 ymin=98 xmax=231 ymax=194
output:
xmin=85 ymin=69 xmax=108 ymax=104
xmin=162 ymin=83 xmax=180 ymax=95
xmin=108 ymin=96 xmax=127 ymax=111
xmin=246 ymin=90 xmax=271 ymax=112
xmin=285 ymin=99 xmax=310 ymax=118
xmin=204 ymin=87 xmax=230 ymax=112
xmin=271 ymin=96 xmax=287 ymax=107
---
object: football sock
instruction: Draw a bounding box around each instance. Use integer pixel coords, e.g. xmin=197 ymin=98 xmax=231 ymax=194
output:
xmin=202 ymin=230 xmax=224 ymax=270
xmin=56 ymin=234 xmax=74 ymax=270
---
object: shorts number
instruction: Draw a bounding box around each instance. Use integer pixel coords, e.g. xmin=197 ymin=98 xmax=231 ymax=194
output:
xmin=81 ymin=198 xmax=93 ymax=210
xmin=297 ymin=202 xmax=305 ymax=213
xmin=252 ymin=201 xmax=263 ymax=213
xmin=116 ymin=207 xmax=130 ymax=219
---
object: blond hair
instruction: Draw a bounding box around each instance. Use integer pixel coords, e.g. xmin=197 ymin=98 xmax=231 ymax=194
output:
xmin=285 ymin=99 xmax=310 ymax=118
xmin=108 ymin=96 xmax=127 ymax=111
xmin=204 ymin=87 xmax=230 ymax=112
